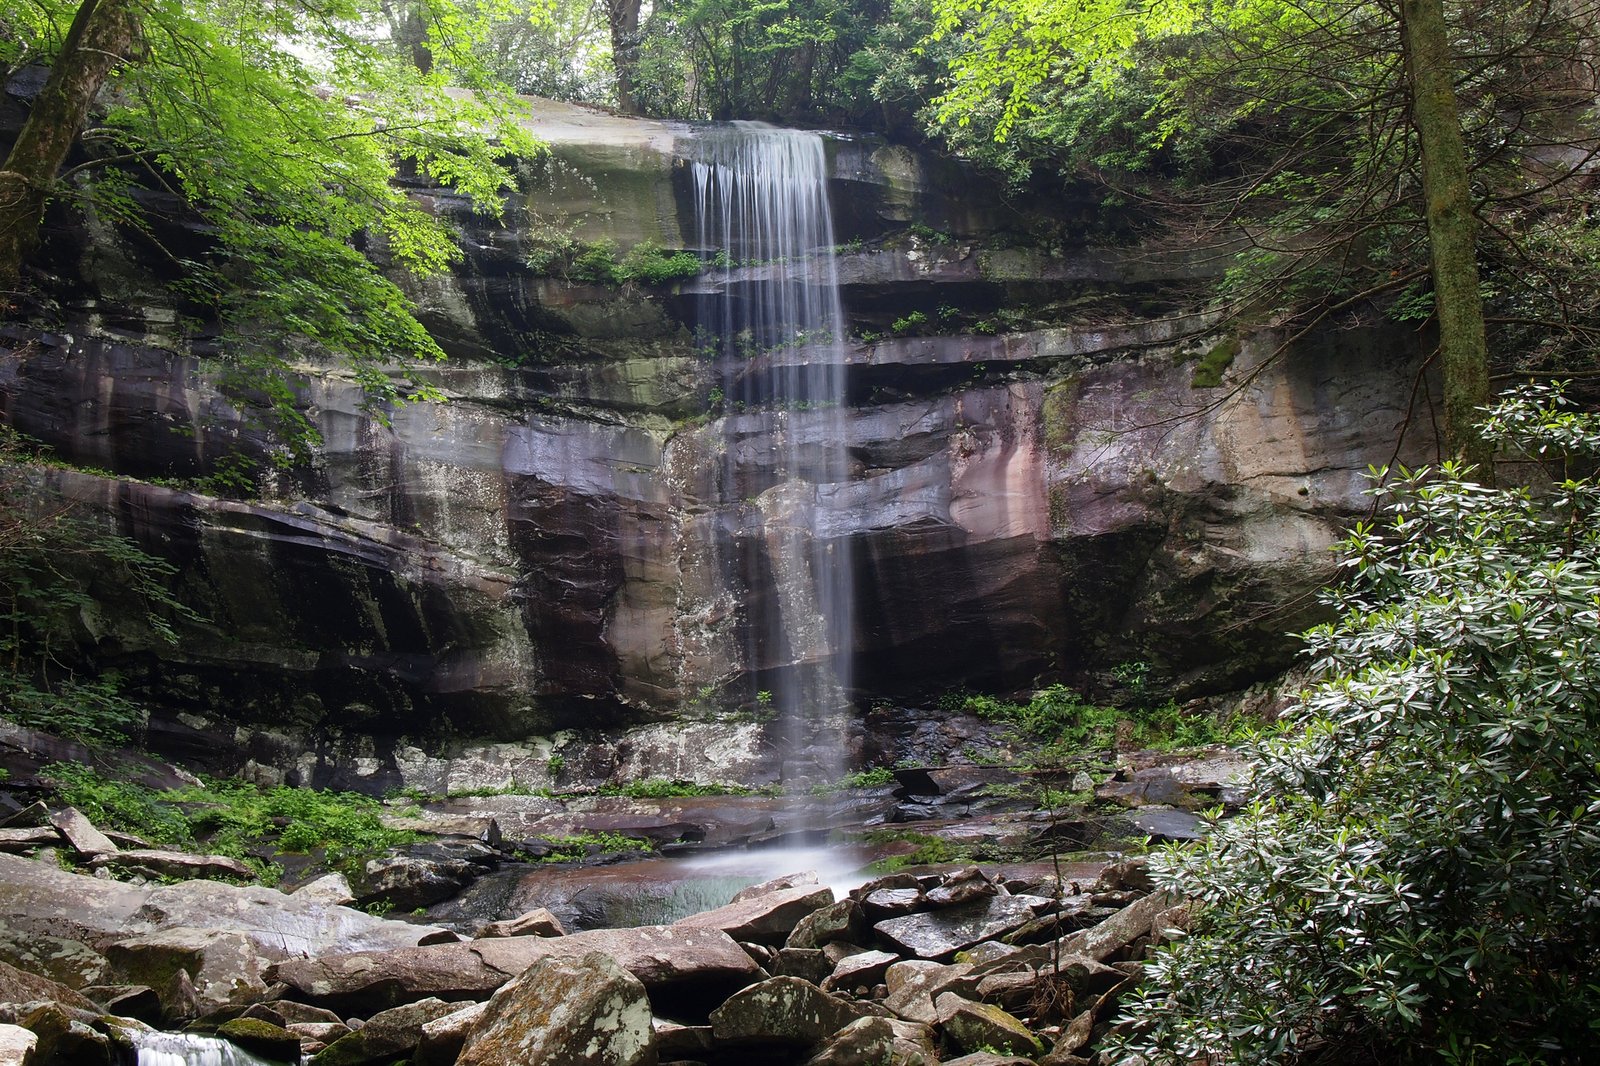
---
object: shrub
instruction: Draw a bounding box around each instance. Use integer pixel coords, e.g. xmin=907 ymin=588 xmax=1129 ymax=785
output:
xmin=615 ymin=241 xmax=702 ymax=284
xmin=1113 ymin=384 xmax=1600 ymax=1064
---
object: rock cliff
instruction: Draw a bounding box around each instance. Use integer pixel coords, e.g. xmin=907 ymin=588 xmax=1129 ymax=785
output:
xmin=0 ymin=96 xmax=1430 ymax=779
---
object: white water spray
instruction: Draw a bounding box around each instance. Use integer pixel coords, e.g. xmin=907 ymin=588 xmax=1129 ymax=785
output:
xmin=690 ymin=124 xmax=855 ymax=793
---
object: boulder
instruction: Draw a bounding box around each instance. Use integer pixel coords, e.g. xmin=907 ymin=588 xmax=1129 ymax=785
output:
xmin=651 ymin=1019 xmax=712 ymax=1059
xmin=0 ymin=829 xmax=58 ymax=855
xmin=291 ymin=874 xmax=357 ymax=906
xmin=0 ymin=854 xmax=148 ymax=950
xmin=475 ymin=907 xmax=567 ymax=939
xmin=773 ymin=948 xmax=832 ymax=985
xmin=1056 ymin=892 xmax=1173 ymax=963
xmin=270 ymin=926 xmax=760 ymax=1016
xmin=17 ymin=1003 xmax=112 ymax=1066
xmin=823 ymin=950 xmax=898 ymax=992
xmin=709 ymin=976 xmax=869 ymax=1046
xmin=313 ymin=997 xmax=463 ymax=1066
xmin=415 ymin=1002 xmax=486 ymax=1066
xmin=103 ymin=928 xmax=270 ymax=1020
xmin=0 ymin=935 xmax=106 ymax=992
xmin=883 ymin=960 xmax=974 ymax=1026
xmin=356 ymin=854 xmax=477 ymax=911
xmin=731 ymin=872 xmax=820 ymax=903
xmin=46 ymin=809 xmax=116 ymax=858
xmin=923 ymin=867 xmax=998 ymax=908
xmin=87 ymin=850 xmax=254 ymax=883
xmin=0 ymin=1023 xmax=36 ymax=1066
xmin=874 ymin=895 xmax=1038 ymax=960
xmin=456 ymin=952 xmax=656 ymax=1066
xmin=800 ymin=1016 xmax=896 ymax=1066
xmin=80 ymin=985 xmax=162 ymax=1024
xmin=212 ymin=1018 xmax=302 ymax=1062
xmin=0 ymin=962 xmax=96 ymax=1014
xmin=941 ymin=1055 xmax=1038 ymax=1066
xmin=673 ymin=885 xmax=835 ymax=944
xmin=285 ymin=1020 xmax=351 ymax=1055
xmin=935 ymin=992 xmax=1044 ymax=1058
xmin=861 ymin=888 xmax=921 ymax=918
xmin=787 ymin=899 xmax=867 ymax=949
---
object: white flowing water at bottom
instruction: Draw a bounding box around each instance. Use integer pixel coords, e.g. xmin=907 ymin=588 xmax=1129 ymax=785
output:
xmin=677 ymin=844 xmax=874 ymax=900
xmin=134 ymin=1032 xmax=286 ymax=1066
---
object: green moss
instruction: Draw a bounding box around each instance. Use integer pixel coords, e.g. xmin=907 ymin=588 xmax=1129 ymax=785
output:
xmin=1191 ymin=335 xmax=1241 ymax=388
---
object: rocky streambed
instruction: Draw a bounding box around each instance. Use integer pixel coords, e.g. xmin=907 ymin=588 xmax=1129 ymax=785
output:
xmin=0 ymin=840 xmax=1182 ymax=1066
xmin=0 ymin=736 xmax=1251 ymax=1066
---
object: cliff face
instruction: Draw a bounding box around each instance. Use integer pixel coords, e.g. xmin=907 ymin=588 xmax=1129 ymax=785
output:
xmin=0 ymin=98 xmax=1429 ymax=763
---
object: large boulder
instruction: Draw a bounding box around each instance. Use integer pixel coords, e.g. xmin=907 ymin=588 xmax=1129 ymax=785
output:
xmin=708 ymin=976 xmax=869 ymax=1046
xmin=874 ymin=895 xmax=1038 ymax=960
xmin=270 ymin=926 xmax=760 ymax=1015
xmin=0 ymin=962 xmax=96 ymax=1015
xmin=0 ymin=1023 xmax=37 ymax=1066
xmin=312 ymin=998 xmax=463 ymax=1066
xmin=103 ymin=929 xmax=269 ymax=1020
xmin=456 ymin=952 xmax=656 ymax=1066
xmin=673 ymin=884 xmax=836 ymax=944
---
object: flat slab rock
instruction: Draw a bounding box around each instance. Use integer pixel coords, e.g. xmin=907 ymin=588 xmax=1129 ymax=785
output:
xmin=874 ymin=894 xmax=1039 ymax=960
xmin=88 ymin=850 xmax=254 ymax=882
xmin=672 ymin=884 xmax=835 ymax=944
xmin=270 ymin=925 xmax=760 ymax=1015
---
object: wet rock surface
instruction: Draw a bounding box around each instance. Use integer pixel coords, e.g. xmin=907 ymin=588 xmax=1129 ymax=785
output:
xmin=0 ymin=826 xmax=1192 ymax=1066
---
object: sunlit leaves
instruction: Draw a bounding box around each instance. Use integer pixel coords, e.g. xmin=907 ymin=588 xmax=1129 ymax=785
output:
xmin=6 ymin=0 xmax=541 ymax=454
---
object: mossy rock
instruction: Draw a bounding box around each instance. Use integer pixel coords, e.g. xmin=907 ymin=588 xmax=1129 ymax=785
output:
xmin=1191 ymin=335 xmax=1240 ymax=388
xmin=213 ymin=1017 xmax=301 ymax=1062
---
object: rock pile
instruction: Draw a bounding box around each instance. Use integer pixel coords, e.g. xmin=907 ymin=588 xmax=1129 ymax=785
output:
xmin=0 ymin=847 xmax=1185 ymax=1066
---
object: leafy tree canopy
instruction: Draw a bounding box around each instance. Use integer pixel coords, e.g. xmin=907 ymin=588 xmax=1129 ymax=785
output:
xmin=0 ymin=0 xmax=543 ymax=454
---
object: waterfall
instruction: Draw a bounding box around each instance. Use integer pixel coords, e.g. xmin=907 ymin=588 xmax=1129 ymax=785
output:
xmin=132 ymin=1031 xmax=286 ymax=1066
xmin=690 ymin=124 xmax=854 ymax=791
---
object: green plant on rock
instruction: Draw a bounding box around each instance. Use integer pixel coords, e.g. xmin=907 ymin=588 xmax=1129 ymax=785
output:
xmin=615 ymin=241 xmax=703 ymax=284
xmin=1113 ymin=384 xmax=1600 ymax=1064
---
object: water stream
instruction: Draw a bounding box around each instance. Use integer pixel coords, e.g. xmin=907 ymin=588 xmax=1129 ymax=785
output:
xmin=132 ymin=1031 xmax=285 ymax=1066
xmin=689 ymin=124 xmax=855 ymax=792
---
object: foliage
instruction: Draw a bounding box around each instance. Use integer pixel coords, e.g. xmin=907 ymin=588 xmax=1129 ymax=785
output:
xmin=920 ymin=0 xmax=1600 ymax=382
xmin=810 ymin=765 xmax=897 ymax=794
xmin=1 ymin=0 xmax=543 ymax=456
xmin=1113 ymin=385 xmax=1600 ymax=1064
xmin=615 ymin=241 xmax=703 ymax=284
xmin=42 ymin=763 xmax=419 ymax=878
xmin=864 ymin=828 xmax=974 ymax=871
xmin=534 ymin=830 xmax=652 ymax=862
xmin=0 ymin=433 xmax=201 ymax=746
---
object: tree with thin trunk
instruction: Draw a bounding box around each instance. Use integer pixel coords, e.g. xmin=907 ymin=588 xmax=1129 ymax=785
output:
xmin=0 ymin=0 xmax=138 ymax=304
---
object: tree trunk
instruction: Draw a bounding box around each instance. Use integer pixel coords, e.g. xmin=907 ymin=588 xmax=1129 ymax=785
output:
xmin=606 ymin=0 xmax=643 ymax=115
xmin=0 ymin=0 xmax=139 ymax=304
xmin=1400 ymin=0 xmax=1492 ymax=468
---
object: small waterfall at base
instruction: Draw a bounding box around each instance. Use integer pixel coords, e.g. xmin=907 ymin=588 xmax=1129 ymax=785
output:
xmin=690 ymin=124 xmax=855 ymax=801
xmin=132 ymin=1031 xmax=284 ymax=1066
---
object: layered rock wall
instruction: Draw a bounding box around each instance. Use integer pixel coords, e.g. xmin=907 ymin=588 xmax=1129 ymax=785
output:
xmin=0 ymin=97 xmax=1431 ymax=774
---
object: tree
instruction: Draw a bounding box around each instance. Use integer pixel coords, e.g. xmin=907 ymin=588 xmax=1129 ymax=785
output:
xmin=1108 ymin=383 xmax=1600 ymax=1061
xmin=924 ymin=0 xmax=1600 ymax=461
xmin=0 ymin=0 xmax=541 ymax=452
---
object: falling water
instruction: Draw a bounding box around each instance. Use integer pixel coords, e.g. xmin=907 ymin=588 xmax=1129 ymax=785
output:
xmin=690 ymin=124 xmax=854 ymax=793
xmin=133 ymin=1031 xmax=285 ymax=1066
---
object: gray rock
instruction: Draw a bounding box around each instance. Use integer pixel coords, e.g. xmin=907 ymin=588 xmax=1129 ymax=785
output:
xmin=875 ymin=895 xmax=1038 ymax=960
xmin=17 ymin=1003 xmax=112 ymax=1066
xmin=357 ymin=852 xmax=483 ymax=910
xmin=709 ymin=976 xmax=869 ymax=1047
xmin=1056 ymin=892 xmax=1174 ymax=963
xmin=0 ymin=932 xmax=107 ymax=991
xmin=935 ymin=992 xmax=1044 ymax=1058
xmin=0 ymin=961 xmax=97 ymax=1014
xmin=80 ymin=985 xmax=162 ymax=1024
xmin=0 ymin=1023 xmax=36 ymax=1066
xmin=87 ymin=850 xmax=254 ymax=883
xmin=924 ymin=866 xmax=999 ymax=908
xmin=862 ymin=888 xmax=921 ymax=917
xmin=674 ymin=884 xmax=835 ymax=944
xmin=292 ymin=873 xmax=356 ymax=906
xmin=0 ymin=829 xmax=59 ymax=855
xmin=882 ymin=959 xmax=974 ymax=1026
xmin=651 ymin=1018 xmax=712 ymax=1058
xmin=46 ymin=809 xmax=116 ymax=858
xmin=103 ymin=928 xmax=270 ymax=1020
xmin=456 ymin=952 xmax=656 ymax=1066
xmin=823 ymin=950 xmax=898 ymax=992
xmin=787 ymin=898 xmax=867 ymax=949
xmin=414 ymin=1002 xmax=485 ymax=1066
xmin=313 ymin=997 xmax=462 ymax=1065
xmin=730 ymin=871 xmax=820 ymax=903
xmin=773 ymin=948 xmax=832 ymax=985
xmin=475 ymin=907 xmax=567 ymax=939
xmin=270 ymin=925 xmax=760 ymax=1015
xmin=800 ymin=1015 xmax=896 ymax=1066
